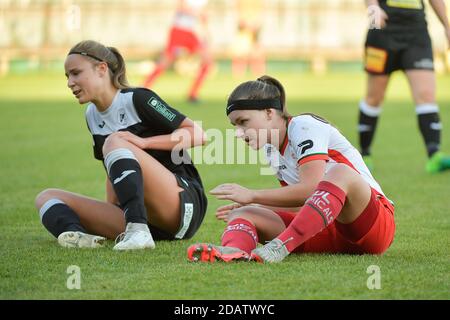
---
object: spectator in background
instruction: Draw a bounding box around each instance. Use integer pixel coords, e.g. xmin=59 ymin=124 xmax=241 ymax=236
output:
xmin=230 ymin=0 xmax=266 ymax=77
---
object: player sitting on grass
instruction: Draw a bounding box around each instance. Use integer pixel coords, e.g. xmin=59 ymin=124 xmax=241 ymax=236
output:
xmin=35 ymin=40 xmax=207 ymax=250
xmin=187 ymin=75 xmax=395 ymax=263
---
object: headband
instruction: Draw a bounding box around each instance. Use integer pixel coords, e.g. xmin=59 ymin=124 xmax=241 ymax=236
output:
xmin=68 ymin=51 xmax=104 ymax=62
xmin=68 ymin=51 xmax=118 ymax=72
xmin=226 ymin=98 xmax=282 ymax=115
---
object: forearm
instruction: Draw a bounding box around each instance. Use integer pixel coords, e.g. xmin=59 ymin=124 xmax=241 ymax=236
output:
xmin=252 ymin=184 xmax=315 ymax=208
xmin=429 ymin=0 xmax=450 ymax=29
xmin=145 ymin=126 xmax=206 ymax=151
xmin=366 ymin=0 xmax=380 ymax=7
xmin=255 ymin=204 xmax=301 ymax=213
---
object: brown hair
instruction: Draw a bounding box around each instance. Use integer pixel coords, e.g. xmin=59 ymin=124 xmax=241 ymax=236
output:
xmin=68 ymin=40 xmax=129 ymax=89
xmin=227 ymin=75 xmax=291 ymax=121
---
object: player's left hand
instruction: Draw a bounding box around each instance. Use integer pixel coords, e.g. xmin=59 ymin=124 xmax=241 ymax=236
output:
xmin=112 ymin=131 xmax=148 ymax=149
xmin=210 ymin=183 xmax=255 ymax=205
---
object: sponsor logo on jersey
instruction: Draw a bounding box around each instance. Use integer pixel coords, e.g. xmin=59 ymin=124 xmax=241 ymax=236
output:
xmin=147 ymin=97 xmax=176 ymax=122
xmin=98 ymin=121 xmax=106 ymax=128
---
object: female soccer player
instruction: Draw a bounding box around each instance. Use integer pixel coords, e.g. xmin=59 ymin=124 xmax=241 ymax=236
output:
xmin=142 ymin=0 xmax=212 ymax=103
xmin=187 ymin=75 xmax=395 ymax=263
xmin=359 ymin=0 xmax=450 ymax=173
xmin=35 ymin=40 xmax=208 ymax=250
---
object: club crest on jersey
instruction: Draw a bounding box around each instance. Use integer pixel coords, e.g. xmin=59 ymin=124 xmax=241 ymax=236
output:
xmin=147 ymin=97 xmax=176 ymax=122
xmin=117 ymin=108 xmax=127 ymax=125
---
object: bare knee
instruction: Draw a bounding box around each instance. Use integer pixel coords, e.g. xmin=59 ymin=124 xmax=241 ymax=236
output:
xmin=415 ymin=89 xmax=435 ymax=105
xmin=35 ymin=188 xmax=63 ymax=209
xmin=102 ymin=133 xmax=127 ymax=157
xmin=365 ymin=96 xmax=384 ymax=107
xmin=228 ymin=206 xmax=257 ymax=224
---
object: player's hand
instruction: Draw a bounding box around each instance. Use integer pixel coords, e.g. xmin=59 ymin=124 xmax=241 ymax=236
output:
xmin=368 ymin=4 xmax=388 ymax=29
xmin=210 ymin=183 xmax=255 ymax=205
xmin=111 ymin=131 xmax=148 ymax=149
xmin=215 ymin=203 xmax=242 ymax=222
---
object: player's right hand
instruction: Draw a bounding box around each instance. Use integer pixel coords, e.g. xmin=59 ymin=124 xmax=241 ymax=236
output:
xmin=215 ymin=203 xmax=242 ymax=222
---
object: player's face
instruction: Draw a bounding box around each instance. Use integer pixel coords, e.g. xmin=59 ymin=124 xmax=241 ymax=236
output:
xmin=64 ymin=54 xmax=105 ymax=104
xmin=228 ymin=110 xmax=271 ymax=150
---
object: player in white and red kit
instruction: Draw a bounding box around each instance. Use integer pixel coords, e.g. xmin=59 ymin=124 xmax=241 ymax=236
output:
xmin=187 ymin=75 xmax=395 ymax=263
xmin=142 ymin=0 xmax=212 ymax=103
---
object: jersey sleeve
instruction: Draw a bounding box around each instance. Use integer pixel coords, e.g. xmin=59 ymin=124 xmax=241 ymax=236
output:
xmin=132 ymin=88 xmax=186 ymax=133
xmin=289 ymin=116 xmax=330 ymax=165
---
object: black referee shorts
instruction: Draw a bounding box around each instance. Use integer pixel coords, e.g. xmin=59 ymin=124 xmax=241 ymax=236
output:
xmin=364 ymin=28 xmax=434 ymax=75
xmin=148 ymin=174 xmax=207 ymax=241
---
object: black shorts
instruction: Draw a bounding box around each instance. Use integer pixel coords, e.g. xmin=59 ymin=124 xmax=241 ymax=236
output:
xmin=364 ymin=28 xmax=434 ymax=75
xmin=148 ymin=174 xmax=207 ymax=241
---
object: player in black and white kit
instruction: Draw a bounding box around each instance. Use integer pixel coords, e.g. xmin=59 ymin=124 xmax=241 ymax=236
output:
xmin=359 ymin=0 xmax=450 ymax=173
xmin=35 ymin=40 xmax=208 ymax=250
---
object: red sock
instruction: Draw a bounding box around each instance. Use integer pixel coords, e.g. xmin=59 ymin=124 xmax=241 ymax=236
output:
xmin=188 ymin=63 xmax=210 ymax=99
xmin=221 ymin=218 xmax=258 ymax=254
xmin=278 ymin=181 xmax=346 ymax=252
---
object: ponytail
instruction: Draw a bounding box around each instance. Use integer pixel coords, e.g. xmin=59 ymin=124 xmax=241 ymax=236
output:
xmin=107 ymin=46 xmax=129 ymax=89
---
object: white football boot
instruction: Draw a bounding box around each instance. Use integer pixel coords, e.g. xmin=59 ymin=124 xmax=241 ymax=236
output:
xmin=250 ymin=238 xmax=290 ymax=263
xmin=113 ymin=222 xmax=155 ymax=251
xmin=58 ymin=231 xmax=106 ymax=248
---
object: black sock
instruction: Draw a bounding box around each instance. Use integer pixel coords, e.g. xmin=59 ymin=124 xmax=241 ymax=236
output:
xmin=39 ymin=199 xmax=86 ymax=238
xmin=358 ymin=100 xmax=381 ymax=156
xmin=104 ymin=148 xmax=147 ymax=224
xmin=416 ymin=104 xmax=441 ymax=157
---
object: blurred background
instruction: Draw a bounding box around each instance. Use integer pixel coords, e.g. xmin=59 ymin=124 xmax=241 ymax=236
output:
xmin=1 ymin=0 xmax=449 ymax=76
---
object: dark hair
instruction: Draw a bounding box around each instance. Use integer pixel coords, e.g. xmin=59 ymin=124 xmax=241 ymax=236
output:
xmin=68 ymin=40 xmax=129 ymax=89
xmin=227 ymin=75 xmax=291 ymax=121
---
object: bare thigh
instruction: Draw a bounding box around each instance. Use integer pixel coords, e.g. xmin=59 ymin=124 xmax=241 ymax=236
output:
xmin=228 ymin=205 xmax=287 ymax=243
xmin=322 ymin=164 xmax=372 ymax=224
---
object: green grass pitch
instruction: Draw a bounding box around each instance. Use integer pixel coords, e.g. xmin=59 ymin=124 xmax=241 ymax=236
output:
xmin=0 ymin=68 xmax=449 ymax=299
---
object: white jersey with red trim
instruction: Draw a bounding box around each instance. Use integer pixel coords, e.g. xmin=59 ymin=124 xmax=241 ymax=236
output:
xmin=264 ymin=114 xmax=385 ymax=196
xmin=173 ymin=0 xmax=208 ymax=31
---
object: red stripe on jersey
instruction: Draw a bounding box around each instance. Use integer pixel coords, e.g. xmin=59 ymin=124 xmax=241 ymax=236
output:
xmin=279 ymin=180 xmax=288 ymax=187
xmin=328 ymin=149 xmax=359 ymax=173
xmin=298 ymin=154 xmax=329 ymax=165
xmin=280 ymin=117 xmax=293 ymax=156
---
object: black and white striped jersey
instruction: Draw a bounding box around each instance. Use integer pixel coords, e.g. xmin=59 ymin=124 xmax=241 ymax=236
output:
xmin=85 ymin=87 xmax=202 ymax=182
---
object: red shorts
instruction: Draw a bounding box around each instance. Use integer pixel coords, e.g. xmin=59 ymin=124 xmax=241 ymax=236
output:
xmin=276 ymin=188 xmax=395 ymax=255
xmin=165 ymin=27 xmax=201 ymax=56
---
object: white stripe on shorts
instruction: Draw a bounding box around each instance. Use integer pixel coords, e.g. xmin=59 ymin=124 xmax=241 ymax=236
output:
xmin=175 ymin=203 xmax=194 ymax=239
